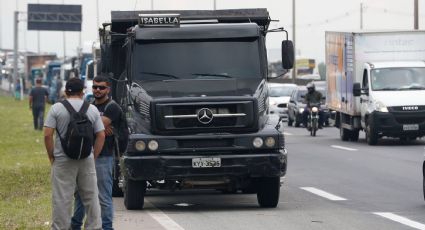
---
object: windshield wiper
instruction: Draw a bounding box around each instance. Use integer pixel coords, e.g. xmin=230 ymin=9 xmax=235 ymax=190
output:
xmin=406 ymin=86 xmax=425 ymax=90
xmin=140 ymin=71 xmax=179 ymax=79
xmin=191 ymin=73 xmax=232 ymax=78
xmin=374 ymin=87 xmax=399 ymax=91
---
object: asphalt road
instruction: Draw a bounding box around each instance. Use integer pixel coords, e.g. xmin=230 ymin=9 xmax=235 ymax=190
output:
xmin=113 ymin=124 xmax=425 ymax=230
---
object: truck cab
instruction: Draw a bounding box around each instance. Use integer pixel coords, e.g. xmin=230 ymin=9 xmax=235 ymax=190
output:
xmin=100 ymin=9 xmax=294 ymax=210
xmin=355 ymin=61 xmax=425 ymax=144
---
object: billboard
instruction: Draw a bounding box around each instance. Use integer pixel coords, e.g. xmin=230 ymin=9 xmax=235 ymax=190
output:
xmin=27 ymin=4 xmax=82 ymax=31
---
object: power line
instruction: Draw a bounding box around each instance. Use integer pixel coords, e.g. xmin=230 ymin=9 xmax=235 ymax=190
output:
xmin=271 ymin=4 xmax=418 ymax=29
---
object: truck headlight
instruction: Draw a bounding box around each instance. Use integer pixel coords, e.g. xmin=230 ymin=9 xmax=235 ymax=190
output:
xmin=148 ymin=140 xmax=159 ymax=151
xmin=374 ymin=101 xmax=388 ymax=113
xmin=253 ymin=137 xmax=263 ymax=148
xmin=265 ymin=137 xmax=276 ymax=147
xmin=299 ymin=108 xmax=305 ymax=113
xmin=135 ymin=140 xmax=146 ymax=151
xmin=311 ymin=107 xmax=319 ymax=113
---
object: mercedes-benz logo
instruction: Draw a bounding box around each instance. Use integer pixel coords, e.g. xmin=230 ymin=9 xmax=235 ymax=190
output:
xmin=197 ymin=108 xmax=214 ymax=124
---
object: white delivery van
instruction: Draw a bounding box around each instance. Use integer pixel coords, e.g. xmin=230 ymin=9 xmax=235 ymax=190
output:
xmin=326 ymin=31 xmax=425 ymax=145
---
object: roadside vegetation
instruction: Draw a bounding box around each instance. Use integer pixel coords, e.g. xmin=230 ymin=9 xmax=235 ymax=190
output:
xmin=0 ymin=95 xmax=51 ymax=229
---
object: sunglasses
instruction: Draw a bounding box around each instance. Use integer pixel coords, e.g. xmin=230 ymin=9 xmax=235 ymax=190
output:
xmin=92 ymin=85 xmax=108 ymax=90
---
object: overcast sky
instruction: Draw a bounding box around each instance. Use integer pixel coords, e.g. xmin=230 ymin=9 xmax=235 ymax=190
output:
xmin=0 ymin=0 xmax=423 ymax=63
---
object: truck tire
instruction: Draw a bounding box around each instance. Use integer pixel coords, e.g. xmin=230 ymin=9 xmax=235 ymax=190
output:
xmin=257 ymin=177 xmax=280 ymax=208
xmin=349 ymin=130 xmax=360 ymax=142
xmin=423 ymin=172 xmax=425 ymax=201
xmin=124 ymin=179 xmax=147 ymax=210
xmin=339 ymin=119 xmax=350 ymax=141
xmin=366 ymin=120 xmax=378 ymax=145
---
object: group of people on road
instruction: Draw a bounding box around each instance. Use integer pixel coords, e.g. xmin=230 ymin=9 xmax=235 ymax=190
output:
xmin=43 ymin=75 xmax=124 ymax=230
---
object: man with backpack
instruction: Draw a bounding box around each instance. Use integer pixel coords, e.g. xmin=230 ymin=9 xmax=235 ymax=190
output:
xmin=44 ymin=77 xmax=105 ymax=230
xmin=71 ymin=75 xmax=126 ymax=230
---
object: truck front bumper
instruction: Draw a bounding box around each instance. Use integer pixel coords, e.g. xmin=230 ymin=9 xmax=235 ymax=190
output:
xmin=370 ymin=111 xmax=425 ymax=138
xmin=123 ymin=150 xmax=287 ymax=181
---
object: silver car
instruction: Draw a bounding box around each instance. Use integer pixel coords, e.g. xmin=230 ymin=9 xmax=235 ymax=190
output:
xmin=268 ymin=83 xmax=297 ymax=121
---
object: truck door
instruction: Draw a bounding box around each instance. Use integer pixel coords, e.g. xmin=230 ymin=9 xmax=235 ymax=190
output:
xmin=341 ymin=34 xmax=354 ymax=114
xmin=360 ymin=68 xmax=369 ymax=127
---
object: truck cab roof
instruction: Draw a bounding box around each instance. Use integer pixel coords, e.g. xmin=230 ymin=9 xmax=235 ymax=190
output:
xmin=134 ymin=23 xmax=261 ymax=40
xmin=368 ymin=61 xmax=425 ymax=69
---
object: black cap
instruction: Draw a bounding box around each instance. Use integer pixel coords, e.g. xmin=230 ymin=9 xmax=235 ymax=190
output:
xmin=65 ymin=77 xmax=84 ymax=93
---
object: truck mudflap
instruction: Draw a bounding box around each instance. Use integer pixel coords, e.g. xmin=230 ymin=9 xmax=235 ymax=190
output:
xmin=370 ymin=111 xmax=425 ymax=138
xmin=122 ymin=150 xmax=287 ymax=181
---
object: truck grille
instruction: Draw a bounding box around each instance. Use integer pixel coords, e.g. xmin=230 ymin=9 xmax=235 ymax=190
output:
xmin=394 ymin=116 xmax=425 ymax=124
xmin=178 ymin=139 xmax=234 ymax=148
xmin=152 ymin=99 xmax=257 ymax=134
xmin=390 ymin=111 xmax=425 ymax=124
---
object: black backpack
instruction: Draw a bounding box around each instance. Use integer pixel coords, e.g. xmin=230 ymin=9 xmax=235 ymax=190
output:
xmin=57 ymin=100 xmax=94 ymax=160
xmin=104 ymin=100 xmax=129 ymax=156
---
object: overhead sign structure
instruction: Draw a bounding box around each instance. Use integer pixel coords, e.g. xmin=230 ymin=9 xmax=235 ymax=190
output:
xmin=27 ymin=4 xmax=82 ymax=31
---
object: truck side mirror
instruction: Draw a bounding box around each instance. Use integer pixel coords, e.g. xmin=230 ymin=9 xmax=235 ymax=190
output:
xmin=281 ymin=40 xmax=294 ymax=69
xmin=353 ymin=83 xmax=361 ymax=97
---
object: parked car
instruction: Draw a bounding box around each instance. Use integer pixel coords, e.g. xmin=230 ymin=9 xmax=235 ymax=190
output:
xmin=287 ymin=86 xmax=307 ymax=127
xmin=268 ymin=83 xmax=297 ymax=121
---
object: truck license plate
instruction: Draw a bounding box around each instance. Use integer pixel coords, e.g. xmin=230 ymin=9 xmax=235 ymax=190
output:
xmin=192 ymin=157 xmax=221 ymax=168
xmin=403 ymin=124 xmax=419 ymax=131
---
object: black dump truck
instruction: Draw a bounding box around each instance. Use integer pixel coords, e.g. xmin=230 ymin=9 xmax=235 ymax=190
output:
xmin=99 ymin=8 xmax=294 ymax=210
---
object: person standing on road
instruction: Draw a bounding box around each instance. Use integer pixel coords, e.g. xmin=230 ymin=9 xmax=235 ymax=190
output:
xmin=44 ymin=77 xmax=105 ymax=230
xmin=29 ymin=78 xmax=49 ymax=130
xmin=72 ymin=74 xmax=123 ymax=230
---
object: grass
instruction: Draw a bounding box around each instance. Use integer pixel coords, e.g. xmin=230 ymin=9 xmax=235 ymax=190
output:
xmin=0 ymin=95 xmax=51 ymax=230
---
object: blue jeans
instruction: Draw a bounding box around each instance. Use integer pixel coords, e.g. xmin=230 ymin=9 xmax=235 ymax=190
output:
xmin=32 ymin=106 xmax=45 ymax=130
xmin=71 ymin=155 xmax=114 ymax=230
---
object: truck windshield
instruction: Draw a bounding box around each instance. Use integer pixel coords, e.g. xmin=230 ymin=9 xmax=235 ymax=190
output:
xmin=133 ymin=38 xmax=262 ymax=81
xmin=371 ymin=67 xmax=425 ymax=91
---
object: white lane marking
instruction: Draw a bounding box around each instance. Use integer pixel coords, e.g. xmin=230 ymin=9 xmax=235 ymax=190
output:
xmin=283 ymin=132 xmax=293 ymax=136
xmin=374 ymin=212 xmax=425 ymax=230
xmin=145 ymin=200 xmax=185 ymax=230
xmin=331 ymin=145 xmax=358 ymax=151
xmin=300 ymin=187 xmax=347 ymax=201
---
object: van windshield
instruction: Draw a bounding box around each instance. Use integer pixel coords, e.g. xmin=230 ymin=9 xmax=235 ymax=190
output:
xmin=269 ymin=86 xmax=297 ymax=97
xmin=133 ymin=38 xmax=262 ymax=81
xmin=371 ymin=67 xmax=425 ymax=91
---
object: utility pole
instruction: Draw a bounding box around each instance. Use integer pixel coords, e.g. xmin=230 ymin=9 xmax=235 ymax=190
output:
xmin=37 ymin=0 xmax=40 ymax=53
xmin=414 ymin=0 xmax=419 ymax=30
xmin=292 ymin=0 xmax=296 ymax=83
xmin=62 ymin=0 xmax=66 ymax=59
xmin=151 ymin=0 xmax=154 ymax=10
xmin=96 ymin=0 xmax=100 ymax=29
xmin=0 ymin=0 xmax=2 ymax=49
xmin=213 ymin=0 xmax=217 ymax=10
xmin=13 ymin=11 xmax=19 ymax=98
xmin=360 ymin=3 xmax=364 ymax=30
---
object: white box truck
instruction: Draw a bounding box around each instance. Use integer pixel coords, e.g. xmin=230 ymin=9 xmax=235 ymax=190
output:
xmin=326 ymin=31 xmax=425 ymax=145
